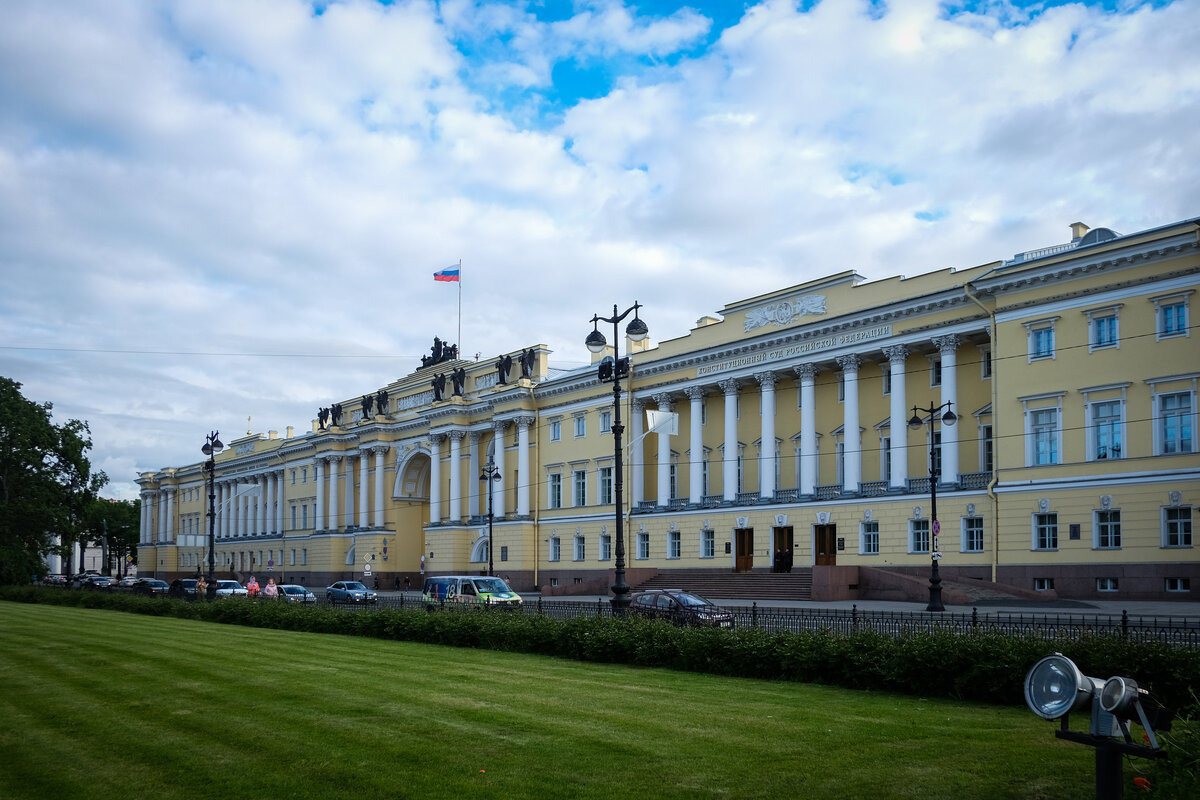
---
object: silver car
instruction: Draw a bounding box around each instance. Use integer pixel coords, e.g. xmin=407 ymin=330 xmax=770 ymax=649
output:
xmin=214 ymin=580 xmax=249 ymax=598
xmin=326 ymin=581 xmax=377 ymax=604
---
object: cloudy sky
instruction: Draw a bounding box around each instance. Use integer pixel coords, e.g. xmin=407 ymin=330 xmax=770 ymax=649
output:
xmin=1 ymin=0 xmax=1197 ymax=502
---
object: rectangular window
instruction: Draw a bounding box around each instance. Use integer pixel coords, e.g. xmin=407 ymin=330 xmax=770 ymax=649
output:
xmin=1033 ymin=578 xmax=1054 ymax=592
xmin=573 ymin=469 xmax=587 ymax=507
xmin=980 ymin=424 xmax=994 ymax=472
xmin=301 ymin=504 xmax=308 ymax=529
xmin=290 ymin=469 xmax=297 ymax=485
xmin=963 ymin=517 xmax=984 ymax=553
xmin=1032 ymin=408 xmax=1059 ymax=465
xmin=930 ymin=358 xmax=942 ymax=387
xmin=1160 ymin=301 xmax=1188 ymax=337
xmin=1158 ymin=391 xmax=1194 ymax=454
xmin=669 ymin=463 xmax=678 ymax=499
xmin=882 ymin=369 xmax=891 ymax=396
xmin=980 ymin=348 xmax=992 ymax=379
xmin=1091 ymin=400 xmax=1123 ymax=460
xmin=1031 ymin=327 xmax=1055 ymax=359
xmin=549 ymin=537 xmax=560 ymax=562
xmin=290 ymin=549 xmax=296 ymax=566
xmin=573 ymin=536 xmax=585 ymax=561
xmin=301 ymin=548 xmax=307 ymax=565
xmin=599 ymin=466 xmax=613 ymax=505
xmin=550 ymin=421 xmax=561 ymax=442
xmin=910 ymin=519 xmax=929 ymax=554
xmin=880 ymin=436 xmax=891 ymax=483
xmin=1096 ymin=577 xmax=1119 ymax=593
xmin=574 ymin=416 xmax=586 ymax=438
xmin=1163 ymin=506 xmax=1192 ymax=548
xmin=599 ymin=411 xmax=612 ymax=433
xmin=302 ymin=467 xmax=308 ymax=483
xmin=548 ymin=473 xmax=562 ymax=509
xmin=1092 ymin=314 xmax=1118 ymax=348
xmin=599 ymin=534 xmax=611 ymax=561
xmin=1034 ymin=513 xmax=1058 ymax=550
xmin=636 ymin=532 xmax=649 ymax=560
xmin=861 ymin=521 xmax=879 ymax=555
xmin=668 ymin=530 xmax=681 ymax=559
xmin=700 ymin=529 xmax=715 ymax=559
xmin=291 ymin=506 xmax=297 ymax=531
xmin=1095 ymin=510 xmax=1121 ymax=549
xmin=1165 ymin=577 xmax=1190 ymax=593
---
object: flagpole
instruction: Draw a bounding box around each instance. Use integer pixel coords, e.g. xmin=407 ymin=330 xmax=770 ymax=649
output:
xmin=457 ymin=258 xmax=462 ymax=359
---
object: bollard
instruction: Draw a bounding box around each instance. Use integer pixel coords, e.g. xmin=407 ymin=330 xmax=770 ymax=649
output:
xmin=1121 ymin=609 xmax=1129 ymax=640
xmin=972 ymin=607 xmax=979 ymax=633
xmin=852 ymin=603 xmax=858 ymax=633
xmin=537 ymin=595 xmax=543 ymax=615
xmin=752 ymin=601 xmax=758 ymax=628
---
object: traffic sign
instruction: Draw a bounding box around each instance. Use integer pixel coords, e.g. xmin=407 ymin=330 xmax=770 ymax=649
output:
xmin=364 ymin=563 xmax=372 ymax=574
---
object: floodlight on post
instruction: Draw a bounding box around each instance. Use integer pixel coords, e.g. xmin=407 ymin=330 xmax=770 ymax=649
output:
xmin=480 ymin=459 xmax=501 ymax=577
xmin=908 ymin=402 xmax=955 ymax=612
xmin=201 ymin=430 xmax=224 ymax=583
xmin=586 ymin=301 xmax=648 ymax=616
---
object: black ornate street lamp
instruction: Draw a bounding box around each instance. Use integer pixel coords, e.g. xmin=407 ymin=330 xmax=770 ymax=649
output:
xmin=480 ymin=458 xmax=501 ymax=576
xmin=586 ymin=302 xmax=649 ymax=616
xmin=202 ymin=431 xmax=224 ymax=582
xmin=908 ymin=402 xmax=956 ymax=612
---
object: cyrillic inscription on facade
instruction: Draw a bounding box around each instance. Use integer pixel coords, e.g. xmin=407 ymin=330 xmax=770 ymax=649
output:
xmin=697 ymin=324 xmax=892 ymax=377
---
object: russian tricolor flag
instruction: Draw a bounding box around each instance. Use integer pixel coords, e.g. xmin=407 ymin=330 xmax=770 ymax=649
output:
xmin=433 ymin=266 xmax=460 ymax=282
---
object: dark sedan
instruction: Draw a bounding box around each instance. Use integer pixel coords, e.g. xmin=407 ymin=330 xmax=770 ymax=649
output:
xmin=628 ymin=589 xmax=735 ymax=628
xmin=134 ymin=578 xmax=171 ymax=597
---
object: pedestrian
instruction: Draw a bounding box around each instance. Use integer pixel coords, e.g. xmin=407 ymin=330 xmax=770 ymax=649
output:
xmin=773 ymin=548 xmax=782 ymax=573
xmin=247 ymin=575 xmax=260 ymax=597
xmin=403 ymin=575 xmax=411 ymax=593
xmin=263 ymin=577 xmax=278 ymax=599
xmin=195 ymin=575 xmax=207 ymax=600
xmin=784 ymin=547 xmax=793 ymax=573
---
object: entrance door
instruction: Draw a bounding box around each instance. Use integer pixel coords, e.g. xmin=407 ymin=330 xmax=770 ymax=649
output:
xmin=772 ymin=526 xmax=794 ymax=572
xmin=815 ymin=524 xmax=837 ymax=566
xmin=734 ymin=528 xmax=754 ymax=572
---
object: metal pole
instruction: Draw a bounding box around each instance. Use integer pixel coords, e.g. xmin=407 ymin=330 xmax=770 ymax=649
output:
xmin=610 ymin=310 xmax=630 ymax=615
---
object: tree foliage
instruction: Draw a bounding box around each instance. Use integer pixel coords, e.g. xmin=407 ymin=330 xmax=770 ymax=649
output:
xmin=0 ymin=377 xmax=108 ymax=584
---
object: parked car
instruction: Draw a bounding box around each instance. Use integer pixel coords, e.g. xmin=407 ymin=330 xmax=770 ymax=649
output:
xmin=77 ymin=574 xmax=113 ymax=591
xmin=40 ymin=574 xmax=69 ymax=587
xmin=628 ymin=589 xmax=735 ymax=628
xmin=134 ymin=578 xmax=171 ymax=597
xmin=278 ymin=584 xmax=317 ymax=604
xmin=179 ymin=579 xmax=199 ymax=598
xmin=114 ymin=576 xmax=142 ymax=591
xmin=214 ymin=580 xmax=248 ymax=598
xmin=326 ymin=581 xmax=377 ymax=604
xmin=422 ymin=575 xmax=522 ymax=610
xmin=70 ymin=572 xmax=102 ymax=589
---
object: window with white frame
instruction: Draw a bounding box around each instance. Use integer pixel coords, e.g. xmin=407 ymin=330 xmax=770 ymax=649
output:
xmin=1152 ymin=291 xmax=1191 ymax=339
xmin=599 ymin=466 xmax=613 ymax=505
xmin=549 ymin=420 xmax=561 ymax=442
xmin=573 ymin=469 xmax=587 ymax=507
xmin=837 ymin=373 xmax=844 ymax=402
xmin=835 ymin=440 xmax=845 ymax=486
xmin=1020 ymin=396 xmax=1063 ymax=466
xmin=636 ymin=531 xmax=649 ymax=560
xmin=979 ymin=423 xmax=994 ymax=472
xmin=910 ymin=519 xmax=930 ymax=553
xmin=599 ymin=410 xmax=612 ymax=433
xmin=301 ymin=548 xmax=307 ymax=565
xmin=1165 ymin=577 xmax=1190 ymax=593
xmin=701 ymin=459 xmax=709 ymax=496
xmin=302 ymin=467 xmax=307 ymax=483
xmin=301 ymin=504 xmax=308 ymax=529
xmin=1163 ymin=506 xmax=1192 ymax=548
xmin=291 ymin=506 xmax=297 ymax=531
xmin=290 ymin=469 xmax=297 ymax=485
xmin=736 ymin=454 xmax=744 ymax=493
xmin=980 ymin=347 xmax=992 ymax=380
xmin=599 ymin=533 xmax=611 ymax=561
xmin=667 ymin=530 xmax=681 ymax=559
xmin=880 ymin=435 xmax=891 ymax=483
xmin=1085 ymin=305 xmax=1121 ymax=351
xmin=1089 ymin=399 xmax=1124 ymax=460
xmin=548 ymin=473 xmax=562 ymax=509
xmin=574 ymin=415 xmax=586 ymax=438
xmin=1156 ymin=390 xmax=1195 ymax=455
xmin=963 ymin=517 xmax=984 ymax=553
xmin=1034 ymin=512 xmax=1058 ymax=550
xmin=1097 ymin=577 xmax=1119 ymax=593
xmin=930 ymin=357 xmax=942 ymax=388
xmin=1034 ymin=577 xmax=1054 ymax=592
xmin=881 ymin=368 xmax=891 ymax=396
xmin=573 ymin=535 xmax=585 ymax=561
xmin=669 ymin=462 xmax=678 ymax=499
xmin=1024 ymin=318 xmax=1058 ymax=361
xmin=700 ymin=529 xmax=715 ymax=559
xmin=1095 ymin=509 xmax=1121 ymax=549
xmin=290 ymin=549 xmax=296 ymax=566
xmin=861 ymin=521 xmax=879 ymax=555
xmin=549 ymin=536 xmax=560 ymax=562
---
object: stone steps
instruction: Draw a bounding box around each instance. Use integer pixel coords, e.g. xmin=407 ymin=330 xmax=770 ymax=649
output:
xmin=635 ymin=568 xmax=813 ymax=601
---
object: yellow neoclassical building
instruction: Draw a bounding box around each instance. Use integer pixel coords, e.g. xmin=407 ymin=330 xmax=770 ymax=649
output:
xmin=138 ymin=217 xmax=1199 ymax=600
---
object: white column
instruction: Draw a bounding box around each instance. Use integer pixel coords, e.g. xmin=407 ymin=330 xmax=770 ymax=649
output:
xmin=139 ymin=493 xmax=150 ymax=544
xmin=343 ymin=456 xmax=354 ymax=529
xmin=686 ymin=387 xmax=704 ymax=504
xmin=428 ymin=436 xmax=443 ymax=525
xmin=274 ymin=471 xmax=284 ymax=535
xmin=373 ymin=446 xmax=388 ymax=527
xmin=795 ymin=364 xmax=818 ymax=496
xmin=756 ymin=371 xmax=777 ymax=500
xmin=327 ymin=456 xmax=341 ymax=531
xmin=630 ymin=399 xmax=645 ymax=506
xmin=934 ymin=335 xmax=960 ymax=485
xmin=448 ymin=431 xmax=464 ymax=523
xmin=263 ymin=474 xmax=273 ymax=534
xmin=164 ymin=488 xmax=176 ymax=542
xmin=314 ymin=459 xmax=325 ymax=532
xmin=492 ymin=422 xmax=508 ymax=519
xmin=884 ymin=346 xmax=909 ymax=491
xmin=721 ymin=379 xmax=739 ymax=501
xmin=653 ymin=393 xmax=673 ymax=507
xmin=517 ymin=416 xmax=533 ymax=517
xmin=468 ymin=432 xmax=481 ymax=519
xmin=838 ymin=355 xmax=862 ymax=493
xmin=358 ymin=452 xmax=369 ymax=528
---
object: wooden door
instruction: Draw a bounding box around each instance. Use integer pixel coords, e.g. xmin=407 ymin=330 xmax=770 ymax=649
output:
xmin=734 ymin=528 xmax=754 ymax=572
xmin=772 ymin=526 xmax=794 ymax=572
xmin=815 ymin=524 xmax=837 ymax=566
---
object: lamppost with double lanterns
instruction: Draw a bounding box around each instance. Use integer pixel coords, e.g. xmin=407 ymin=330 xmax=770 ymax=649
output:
xmin=907 ymin=402 xmax=956 ymax=612
xmin=586 ymin=302 xmax=649 ymax=616
xmin=480 ymin=458 xmax=502 ymax=576
xmin=202 ymin=431 xmax=224 ymax=583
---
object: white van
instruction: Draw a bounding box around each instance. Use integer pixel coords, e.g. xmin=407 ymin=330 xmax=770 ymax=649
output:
xmin=421 ymin=575 xmax=522 ymax=610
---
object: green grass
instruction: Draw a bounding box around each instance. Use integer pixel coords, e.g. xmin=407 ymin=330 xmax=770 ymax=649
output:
xmin=0 ymin=603 xmax=1101 ymax=799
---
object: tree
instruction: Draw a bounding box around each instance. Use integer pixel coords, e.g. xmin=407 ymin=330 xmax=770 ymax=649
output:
xmin=0 ymin=377 xmax=108 ymax=584
xmin=82 ymin=497 xmax=140 ymax=577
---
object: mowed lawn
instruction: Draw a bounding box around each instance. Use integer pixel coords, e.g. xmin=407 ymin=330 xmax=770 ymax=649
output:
xmin=1 ymin=603 xmax=1097 ymax=800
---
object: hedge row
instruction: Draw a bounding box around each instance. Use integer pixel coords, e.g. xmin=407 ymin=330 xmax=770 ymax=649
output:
xmin=5 ymin=585 xmax=1197 ymax=715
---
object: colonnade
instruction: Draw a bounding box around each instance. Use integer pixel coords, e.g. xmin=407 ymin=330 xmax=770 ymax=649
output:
xmin=427 ymin=415 xmax=536 ymax=524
